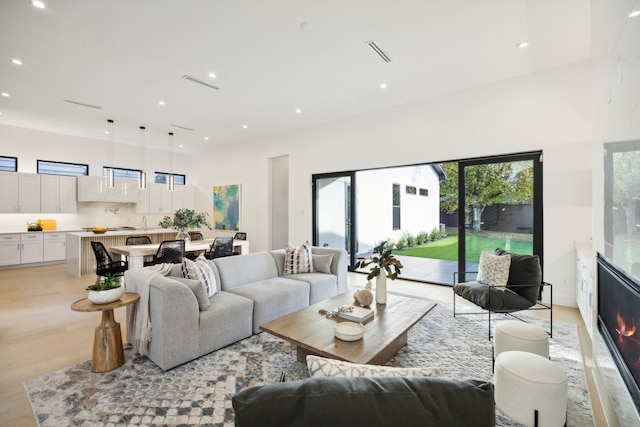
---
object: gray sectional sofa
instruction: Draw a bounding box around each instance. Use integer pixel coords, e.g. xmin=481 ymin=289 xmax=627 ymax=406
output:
xmin=124 ymin=247 xmax=348 ymax=370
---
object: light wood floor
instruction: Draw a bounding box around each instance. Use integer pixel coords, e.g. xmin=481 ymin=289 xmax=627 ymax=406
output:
xmin=0 ymin=264 xmax=606 ymax=426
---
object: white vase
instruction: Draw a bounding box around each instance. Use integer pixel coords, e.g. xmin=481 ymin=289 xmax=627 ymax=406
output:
xmin=176 ymin=230 xmax=191 ymax=243
xmin=376 ymin=271 xmax=387 ymax=304
xmin=88 ymin=286 xmax=123 ymax=305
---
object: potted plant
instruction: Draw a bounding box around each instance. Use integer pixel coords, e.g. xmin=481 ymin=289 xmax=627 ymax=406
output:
xmin=86 ymin=273 xmax=123 ymax=304
xmin=159 ymin=208 xmax=212 ymax=242
xmin=354 ymin=240 xmax=403 ymax=304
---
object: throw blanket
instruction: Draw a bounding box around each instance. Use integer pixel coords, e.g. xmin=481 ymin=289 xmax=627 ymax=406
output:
xmin=126 ymin=264 xmax=175 ymax=356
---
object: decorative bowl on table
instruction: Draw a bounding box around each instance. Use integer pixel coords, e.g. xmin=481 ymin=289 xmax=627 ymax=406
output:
xmin=88 ymin=286 xmax=123 ymax=304
xmin=334 ymin=322 xmax=365 ymax=341
xmin=91 ymin=227 xmax=107 ymax=234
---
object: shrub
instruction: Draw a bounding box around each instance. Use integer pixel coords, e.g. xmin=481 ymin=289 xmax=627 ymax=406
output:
xmin=416 ymin=231 xmax=429 ymax=245
xmin=395 ymin=236 xmax=407 ymax=250
xmin=404 ymin=231 xmax=415 ymax=247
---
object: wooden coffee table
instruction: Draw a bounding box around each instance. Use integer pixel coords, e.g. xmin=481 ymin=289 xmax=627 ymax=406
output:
xmin=260 ymin=292 xmax=436 ymax=365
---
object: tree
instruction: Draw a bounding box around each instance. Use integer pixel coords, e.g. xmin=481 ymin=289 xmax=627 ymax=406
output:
xmin=439 ymin=161 xmax=533 ymax=232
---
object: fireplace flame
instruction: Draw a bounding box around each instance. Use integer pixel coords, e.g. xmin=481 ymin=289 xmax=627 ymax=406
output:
xmin=616 ymin=313 xmax=637 ymax=338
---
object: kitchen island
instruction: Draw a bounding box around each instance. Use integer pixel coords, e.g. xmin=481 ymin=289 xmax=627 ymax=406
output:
xmin=66 ymin=229 xmax=185 ymax=276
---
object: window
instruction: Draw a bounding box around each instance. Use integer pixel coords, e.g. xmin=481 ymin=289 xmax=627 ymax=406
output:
xmin=406 ymin=185 xmax=417 ymax=195
xmin=0 ymin=156 xmax=17 ymax=172
xmin=103 ymin=166 xmax=142 ymax=180
xmin=154 ymin=172 xmax=185 ymax=185
xmin=38 ymin=160 xmax=88 ymax=176
xmin=419 ymin=188 xmax=428 ymax=196
xmin=392 ymin=183 xmax=400 ymax=230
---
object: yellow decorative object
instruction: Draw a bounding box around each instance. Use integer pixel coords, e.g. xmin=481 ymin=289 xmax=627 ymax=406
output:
xmin=37 ymin=219 xmax=57 ymax=230
xmin=91 ymin=227 xmax=107 ymax=234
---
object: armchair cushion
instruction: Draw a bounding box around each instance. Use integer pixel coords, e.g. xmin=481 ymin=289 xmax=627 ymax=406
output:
xmin=453 ymin=281 xmax=535 ymax=312
xmin=311 ymin=254 xmax=333 ymax=274
xmin=495 ymin=249 xmax=542 ymax=304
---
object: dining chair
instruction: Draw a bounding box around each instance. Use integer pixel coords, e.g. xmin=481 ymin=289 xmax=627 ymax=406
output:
xmin=206 ymin=236 xmax=234 ymax=259
xmin=145 ymin=239 xmax=186 ymax=266
xmin=189 ymin=231 xmax=204 ymax=241
xmin=126 ymin=236 xmax=152 ymax=245
xmin=90 ymin=241 xmax=128 ymax=278
xmin=126 ymin=236 xmax=154 ymax=263
xmin=233 ymin=232 xmax=247 ymax=255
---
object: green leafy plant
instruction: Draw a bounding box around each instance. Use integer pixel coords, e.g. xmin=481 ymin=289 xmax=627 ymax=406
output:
xmin=354 ymin=241 xmax=403 ymax=280
xmin=86 ymin=273 xmax=121 ymax=291
xmin=159 ymin=208 xmax=212 ymax=232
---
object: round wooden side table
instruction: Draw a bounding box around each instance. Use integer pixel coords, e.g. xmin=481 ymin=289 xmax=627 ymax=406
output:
xmin=71 ymin=292 xmax=139 ymax=373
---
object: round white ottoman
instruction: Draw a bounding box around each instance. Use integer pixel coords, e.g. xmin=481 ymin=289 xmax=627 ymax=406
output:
xmin=494 ymin=351 xmax=567 ymax=427
xmin=494 ymin=320 xmax=549 ymax=360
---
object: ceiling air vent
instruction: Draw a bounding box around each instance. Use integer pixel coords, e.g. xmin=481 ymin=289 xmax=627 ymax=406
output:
xmin=63 ymin=99 xmax=103 ymax=109
xmin=182 ymin=75 xmax=220 ymax=91
xmin=366 ymin=40 xmax=392 ymax=63
xmin=170 ymin=124 xmax=195 ymax=131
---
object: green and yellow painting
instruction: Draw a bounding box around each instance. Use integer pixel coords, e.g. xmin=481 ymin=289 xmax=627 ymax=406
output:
xmin=213 ymin=184 xmax=241 ymax=231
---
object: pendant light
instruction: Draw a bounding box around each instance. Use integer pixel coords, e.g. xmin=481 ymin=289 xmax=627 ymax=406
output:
xmin=105 ymin=119 xmax=115 ymax=188
xmin=167 ymin=132 xmax=175 ymax=192
xmin=139 ymin=126 xmax=147 ymax=189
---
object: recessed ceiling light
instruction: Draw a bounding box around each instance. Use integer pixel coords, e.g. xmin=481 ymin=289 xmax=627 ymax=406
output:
xmin=204 ymin=136 xmax=209 ymax=140
xmin=295 ymin=108 xmax=302 ymax=114
xmin=630 ymin=10 xmax=640 ymax=18
xmin=242 ymin=125 xmax=248 ymax=129
xmin=158 ymin=100 xmax=165 ymax=106
xmin=178 ymin=144 xmax=183 ymax=148
xmin=105 ymin=131 xmax=110 ymax=135
xmin=31 ymin=0 xmax=45 ymax=9
xmin=1 ymin=92 xmax=10 ymax=97
xmin=517 ymin=41 xmax=529 ymax=49
xmin=379 ymin=83 xmax=388 ymax=89
xmin=12 ymin=59 xmax=22 ymax=65
xmin=209 ymin=72 xmax=216 ymax=79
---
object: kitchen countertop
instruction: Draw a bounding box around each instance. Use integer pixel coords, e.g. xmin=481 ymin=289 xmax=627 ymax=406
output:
xmin=66 ymin=228 xmax=176 ymax=238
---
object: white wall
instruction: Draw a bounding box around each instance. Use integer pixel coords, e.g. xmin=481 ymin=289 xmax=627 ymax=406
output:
xmin=193 ymin=60 xmax=593 ymax=306
xmin=590 ymin=0 xmax=640 ymax=424
xmin=0 ymin=124 xmax=192 ymax=232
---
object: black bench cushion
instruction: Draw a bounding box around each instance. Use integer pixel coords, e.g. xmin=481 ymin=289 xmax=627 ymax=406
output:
xmin=232 ymin=376 xmax=495 ymax=427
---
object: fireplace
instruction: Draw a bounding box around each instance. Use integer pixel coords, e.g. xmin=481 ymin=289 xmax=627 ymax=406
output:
xmin=597 ymin=253 xmax=640 ymax=414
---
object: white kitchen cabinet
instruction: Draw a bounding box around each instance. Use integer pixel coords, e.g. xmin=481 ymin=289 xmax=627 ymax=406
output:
xmin=137 ymin=183 xmax=173 ymax=214
xmin=137 ymin=183 xmax=193 ymax=213
xmin=0 ymin=234 xmax=20 ymax=265
xmin=576 ymin=241 xmax=594 ymax=339
xmin=171 ymin=185 xmax=195 ymax=210
xmin=77 ymin=176 xmax=137 ymax=203
xmin=41 ymin=175 xmax=77 ymax=213
xmin=20 ymin=233 xmax=43 ymax=264
xmin=43 ymin=232 xmax=66 ymax=261
xmin=0 ymin=172 xmax=40 ymax=213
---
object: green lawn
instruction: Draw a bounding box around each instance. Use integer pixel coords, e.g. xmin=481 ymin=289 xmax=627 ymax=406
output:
xmin=395 ymin=235 xmax=533 ymax=262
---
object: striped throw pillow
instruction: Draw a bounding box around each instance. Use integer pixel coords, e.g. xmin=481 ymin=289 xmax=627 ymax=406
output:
xmin=284 ymin=241 xmax=313 ymax=275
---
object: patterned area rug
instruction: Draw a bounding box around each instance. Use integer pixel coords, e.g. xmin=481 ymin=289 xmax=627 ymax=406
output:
xmin=24 ymin=300 xmax=593 ymax=426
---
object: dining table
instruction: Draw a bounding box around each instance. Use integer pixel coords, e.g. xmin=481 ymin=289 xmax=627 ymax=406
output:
xmin=107 ymin=239 xmax=250 ymax=269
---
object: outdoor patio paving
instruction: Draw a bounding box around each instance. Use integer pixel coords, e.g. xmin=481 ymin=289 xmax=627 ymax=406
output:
xmin=355 ymin=254 xmax=479 ymax=286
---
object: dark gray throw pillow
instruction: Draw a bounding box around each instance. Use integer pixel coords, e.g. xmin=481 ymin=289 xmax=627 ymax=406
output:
xmin=494 ymin=248 xmax=542 ymax=303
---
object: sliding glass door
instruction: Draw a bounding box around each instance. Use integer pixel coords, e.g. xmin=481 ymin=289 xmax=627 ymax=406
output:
xmin=458 ymin=153 xmax=543 ymax=275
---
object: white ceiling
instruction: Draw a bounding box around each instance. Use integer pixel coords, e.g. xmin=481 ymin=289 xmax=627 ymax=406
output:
xmin=0 ymin=0 xmax=591 ymax=154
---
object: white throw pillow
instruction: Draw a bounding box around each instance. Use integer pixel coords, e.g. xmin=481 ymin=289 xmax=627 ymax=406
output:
xmin=306 ymin=355 xmax=441 ymax=378
xmin=182 ymin=256 xmax=217 ymax=298
xmin=284 ymin=241 xmax=313 ymax=275
xmin=476 ymin=250 xmax=511 ymax=290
